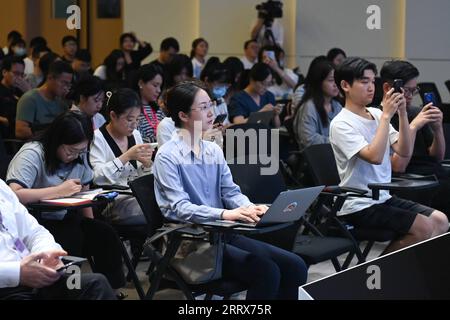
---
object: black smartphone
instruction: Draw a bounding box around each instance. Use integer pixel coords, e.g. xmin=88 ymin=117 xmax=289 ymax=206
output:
xmin=56 ymin=256 xmax=87 ymax=274
xmin=213 ymin=114 xmax=227 ymax=125
xmin=393 ymin=79 xmax=404 ymax=94
xmin=56 ymin=261 xmax=79 ymax=274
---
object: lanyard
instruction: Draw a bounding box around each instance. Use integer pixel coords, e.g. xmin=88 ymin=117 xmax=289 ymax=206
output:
xmin=0 ymin=209 xmax=30 ymax=257
xmin=142 ymin=106 xmax=159 ymax=136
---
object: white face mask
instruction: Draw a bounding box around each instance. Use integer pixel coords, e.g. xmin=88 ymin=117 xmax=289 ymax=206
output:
xmin=14 ymin=47 xmax=26 ymax=57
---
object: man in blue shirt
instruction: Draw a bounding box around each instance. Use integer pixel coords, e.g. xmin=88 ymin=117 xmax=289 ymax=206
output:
xmin=153 ymin=81 xmax=307 ymax=300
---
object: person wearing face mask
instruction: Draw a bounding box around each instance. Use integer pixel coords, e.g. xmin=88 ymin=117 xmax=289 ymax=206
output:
xmin=136 ymin=64 xmax=165 ymax=143
xmin=7 ymin=38 xmax=27 ymax=59
xmin=200 ymin=58 xmax=231 ymax=127
xmin=70 ymin=75 xmax=106 ymax=130
xmin=258 ymin=45 xmax=298 ymax=100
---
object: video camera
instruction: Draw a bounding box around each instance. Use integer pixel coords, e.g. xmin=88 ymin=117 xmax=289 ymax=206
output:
xmin=256 ymin=0 xmax=283 ymax=22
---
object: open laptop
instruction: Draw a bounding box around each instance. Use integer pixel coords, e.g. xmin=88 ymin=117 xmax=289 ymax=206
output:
xmin=207 ymin=186 xmax=324 ymax=228
xmin=247 ymin=110 xmax=274 ymax=126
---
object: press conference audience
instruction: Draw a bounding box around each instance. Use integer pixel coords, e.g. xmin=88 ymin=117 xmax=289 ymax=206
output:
xmin=153 ymin=81 xmax=307 ymax=300
xmin=293 ymin=60 xmax=342 ymax=149
xmin=330 ymin=57 xmax=448 ymax=255
xmin=15 ymin=60 xmax=71 ymax=140
xmin=6 ymin=111 xmax=126 ymax=291
xmin=0 ymin=179 xmax=116 ymax=300
xmin=90 ymin=89 xmax=153 ymax=226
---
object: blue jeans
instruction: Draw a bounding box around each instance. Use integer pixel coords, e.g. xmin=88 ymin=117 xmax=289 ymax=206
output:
xmin=223 ymin=234 xmax=308 ymax=300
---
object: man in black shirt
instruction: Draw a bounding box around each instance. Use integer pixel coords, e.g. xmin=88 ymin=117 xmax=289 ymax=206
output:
xmin=0 ymin=56 xmax=30 ymax=138
xmin=380 ymin=60 xmax=449 ymax=213
xmin=150 ymin=37 xmax=179 ymax=83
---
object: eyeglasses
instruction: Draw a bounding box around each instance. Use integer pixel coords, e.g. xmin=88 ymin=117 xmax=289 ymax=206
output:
xmin=191 ymin=100 xmax=217 ymax=113
xmin=57 ymin=79 xmax=72 ymax=89
xmin=63 ymin=145 xmax=87 ymax=157
xmin=402 ymin=86 xmax=420 ymax=97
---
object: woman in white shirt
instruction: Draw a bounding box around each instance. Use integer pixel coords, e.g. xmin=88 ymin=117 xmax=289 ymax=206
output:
xmin=190 ymin=38 xmax=209 ymax=79
xmin=90 ymin=88 xmax=154 ymax=225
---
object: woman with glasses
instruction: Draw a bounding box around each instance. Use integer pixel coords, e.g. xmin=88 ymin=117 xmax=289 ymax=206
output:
xmin=89 ymin=88 xmax=154 ymax=226
xmin=154 ymin=81 xmax=308 ymax=299
xmin=70 ymin=75 xmax=106 ymax=130
xmin=6 ymin=111 xmax=126 ymax=292
xmin=228 ymin=62 xmax=282 ymax=127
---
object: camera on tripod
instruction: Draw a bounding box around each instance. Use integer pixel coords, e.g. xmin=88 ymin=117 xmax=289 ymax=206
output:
xmin=256 ymin=0 xmax=283 ymax=23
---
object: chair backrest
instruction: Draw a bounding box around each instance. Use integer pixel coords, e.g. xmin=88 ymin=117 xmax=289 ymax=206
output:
xmin=445 ymin=80 xmax=450 ymax=96
xmin=129 ymin=174 xmax=164 ymax=235
xmin=228 ymin=158 xmax=286 ymax=203
xmin=223 ymin=123 xmax=272 ymax=161
xmin=303 ymin=144 xmax=341 ymax=186
xmin=227 ymin=158 xmax=299 ymax=251
xmin=443 ymin=123 xmax=450 ymax=159
xmin=418 ymin=82 xmax=443 ymax=107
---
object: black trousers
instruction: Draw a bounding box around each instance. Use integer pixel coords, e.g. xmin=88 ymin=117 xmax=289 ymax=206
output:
xmin=40 ymin=211 xmax=125 ymax=289
xmin=0 ymin=273 xmax=116 ymax=300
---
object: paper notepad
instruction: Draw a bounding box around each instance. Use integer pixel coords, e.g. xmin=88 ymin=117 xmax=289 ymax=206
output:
xmin=41 ymin=189 xmax=118 ymax=206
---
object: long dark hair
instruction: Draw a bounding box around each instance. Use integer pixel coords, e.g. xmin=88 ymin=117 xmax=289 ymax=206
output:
xmin=104 ymin=49 xmax=125 ymax=81
xmin=37 ymin=111 xmax=93 ymax=175
xmin=190 ymin=38 xmax=208 ymax=59
xmin=297 ymin=60 xmax=335 ymax=126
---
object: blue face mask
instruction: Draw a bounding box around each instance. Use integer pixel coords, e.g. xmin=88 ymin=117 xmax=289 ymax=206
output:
xmin=212 ymin=86 xmax=227 ymax=99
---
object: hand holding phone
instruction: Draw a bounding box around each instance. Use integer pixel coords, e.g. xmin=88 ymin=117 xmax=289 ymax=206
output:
xmin=393 ymin=79 xmax=404 ymax=94
xmin=213 ymin=114 xmax=227 ymax=125
xmin=265 ymin=51 xmax=275 ymax=61
xmin=56 ymin=256 xmax=87 ymax=274
xmin=423 ymin=92 xmax=437 ymax=106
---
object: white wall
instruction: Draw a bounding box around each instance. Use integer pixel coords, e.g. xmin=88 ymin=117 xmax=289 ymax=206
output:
xmin=123 ymin=0 xmax=449 ymax=102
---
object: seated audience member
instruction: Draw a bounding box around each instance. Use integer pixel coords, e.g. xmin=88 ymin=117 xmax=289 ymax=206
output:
xmin=3 ymin=30 xmax=22 ymax=55
xmin=6 ymin=38 xmax=27 ymax=60
xmin=190 ymin=38 xmax=209 ymax=79
xmin=0 ymin=57 xmax=31 ymax=138
xmin=326 ymin=47 xmax=347 ymax=67
xmin=200 ymin=58 xmax=232 ymax=127
xmin=293 ymin=60 xmax=342 ymax=149
xmin=23 ymin=37 xmax=47 ymax=76
xmin=70 ymin=75 xmax=106 ymax=130
xmin=16 ymin=61 xmax=71 ymax=140
xmin=380 ymin=60 xmax=450 ymax=213
xmin=0 ymin=180 xmax=116 ymax=300
xmin=151 ymin=37 xmax=180 ymax=79
xmin=35 ymin=52 xmax=60 ymax=88
xmin=71 ymin=49 xmax=92 ymax=82
xmin=292 ymin=56 xmax=328 ymax=112
xmin=24 ymin=45 xmax=52 ymax=89
xmin=94 ymin=50 xmax=127 ymax=91
xmin=228 ymin=62 xmax=281 ymax=127
xmin=330 ymin=57 xmax=448 ymax=254
xmin=259 ymin=45 xmax=298 ymax=99
xmin=135 ymin=64 xmax=165 ymax=143
xmin=60 ymin=36 xmax=78 ymax=64
xmin=223 ymin=57 xmax=245 ymax=104
xmin=241 ymin=39 xmax=259 ymax=70
xmin=165 ymin=53 xmax=193 ymax=89
xmin=153 ymin=81 xmax=307 ymax=300
xmin=6 ymin=111 xmax=126 ymax=291
xmin=90 ymin=89 xmax=153 ymax=226
xmin=120 ymin=32 xmax=152 ymax=80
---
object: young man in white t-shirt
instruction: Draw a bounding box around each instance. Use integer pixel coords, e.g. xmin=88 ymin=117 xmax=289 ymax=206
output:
xmin=330 ymin=57 xmax=448 ymax=254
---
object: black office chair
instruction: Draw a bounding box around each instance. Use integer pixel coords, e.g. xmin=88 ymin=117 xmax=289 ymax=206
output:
xmin=302 ymin=144 xmax=439 ymax=266
xmin=228 ymin=157 xmax=359 ymax=272
xmin=0 ymin=135 xmax=12 ymax=180
xmin=129 ymin=174 xmax=246 ymax=300
xmin=445 ymin=80 xmax=450 ymax=96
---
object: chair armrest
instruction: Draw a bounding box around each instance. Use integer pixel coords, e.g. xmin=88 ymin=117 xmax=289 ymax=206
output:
xmin=368 ymin=179 xmax=439 ymax=200
xmin=392 ymin=173 xmax=437 ymax=181
xmin=97 ymin=184 xmax=130 ymax=191
xmin=324 ymin=185 xmax=368 ymax=196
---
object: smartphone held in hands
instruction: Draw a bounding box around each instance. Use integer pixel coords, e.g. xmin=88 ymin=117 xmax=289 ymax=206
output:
xmin=423 ymin=92 xmax=437 ymax=107
xmin=393 ymin=79 xmax=404 ymax=94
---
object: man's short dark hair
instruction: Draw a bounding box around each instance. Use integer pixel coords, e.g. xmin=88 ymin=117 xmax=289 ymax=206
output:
xmin=160 ymin=37 xmax=180 ymax=52
xmin=335 ymin=57 xmax=378 ymax=96
xmin=7 ymin=30 xmax=22 ymax=42
xmin=48 ymin=60 xmax=74 ymax=78
xmin=62 ymin=35 xmax=77 ymax=47
xmin=1 ymin=56 xmax=25 ymax=72
xmin=30 ymin=36 xmax=47 ymax=49
xmin=244 ymin=39 xmax=257 ymax=50
xmin=120 ymin=33 xmax=137 ymax=46
xmin=31 ymin=45 xmax=51 ymax=59
xmin=380 ymin=60 xmax=419 ymax=85
xmin=74 ymin=49 xmax=92 ymax=63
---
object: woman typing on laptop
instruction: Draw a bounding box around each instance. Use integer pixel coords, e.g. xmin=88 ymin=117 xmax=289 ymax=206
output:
xmin=153 ymin=81 xmax=307 ymax=300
